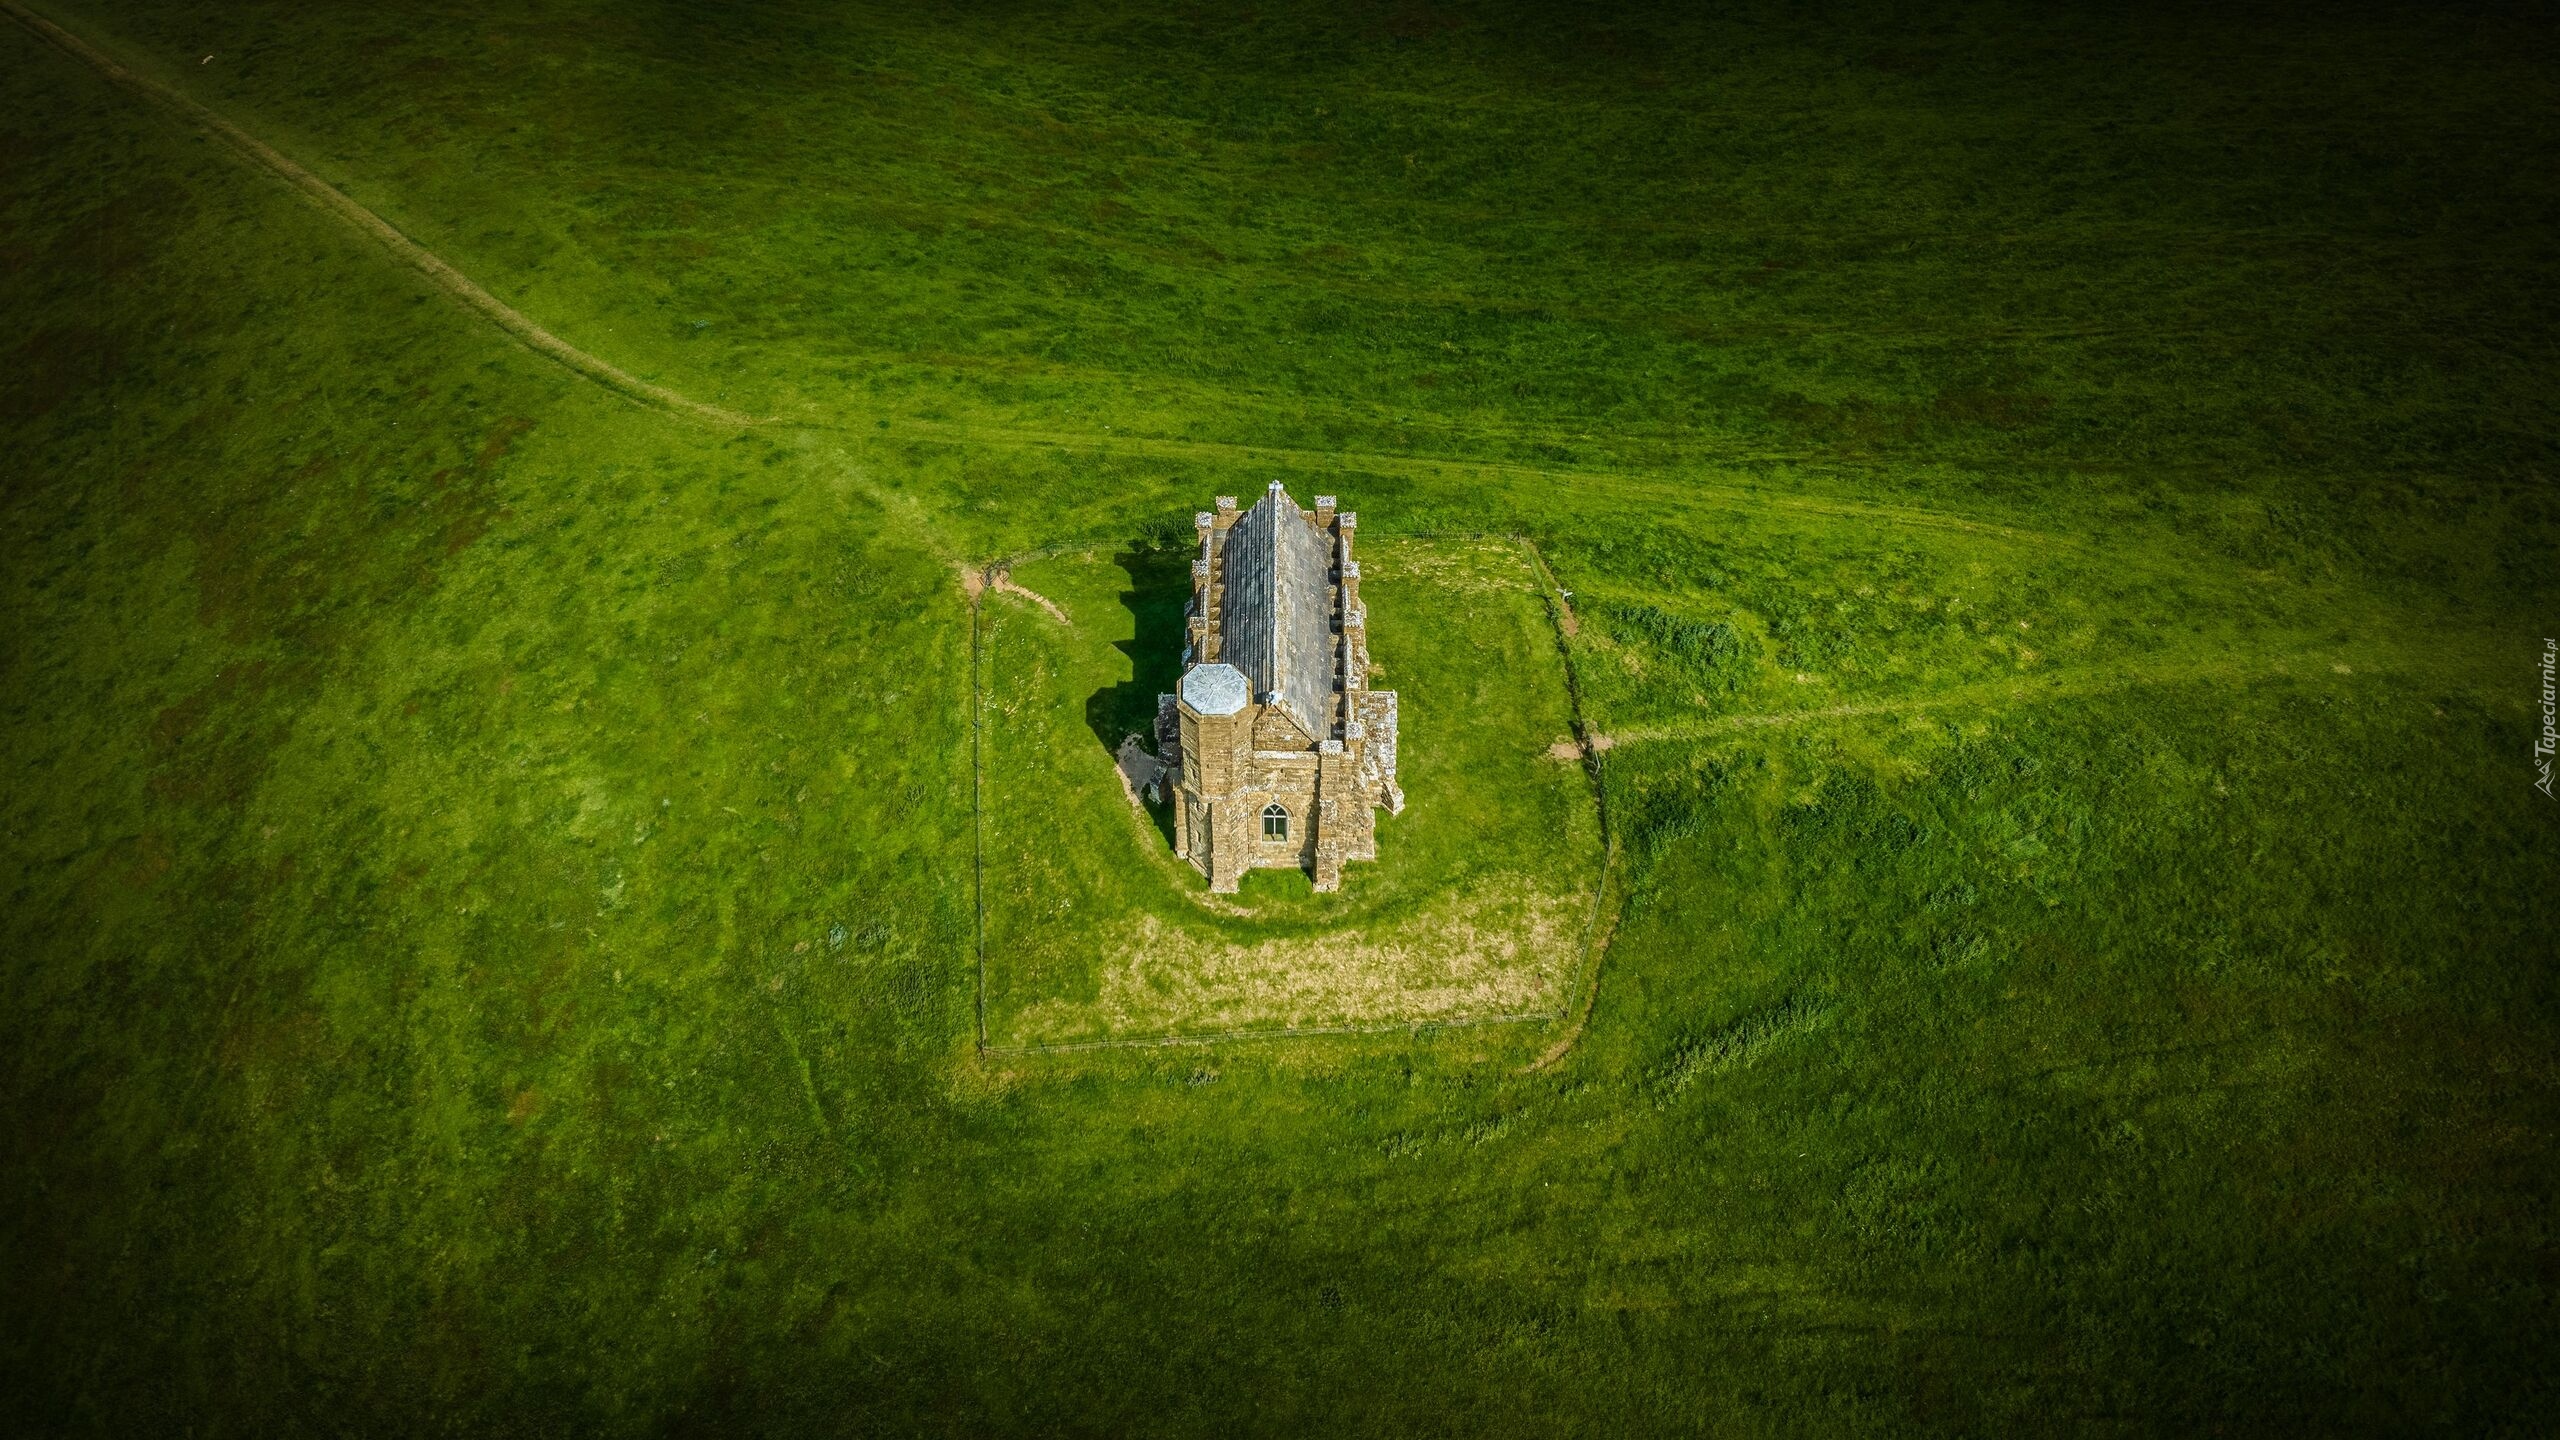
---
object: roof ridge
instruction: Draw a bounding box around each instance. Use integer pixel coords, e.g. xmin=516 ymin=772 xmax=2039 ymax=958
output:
xmin=1218 ymin=483 xmax=1336 ymax=741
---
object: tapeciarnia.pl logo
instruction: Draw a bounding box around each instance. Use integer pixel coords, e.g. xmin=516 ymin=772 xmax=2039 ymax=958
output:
xmin=2540 ymin=638 xmax=2557 ymax=798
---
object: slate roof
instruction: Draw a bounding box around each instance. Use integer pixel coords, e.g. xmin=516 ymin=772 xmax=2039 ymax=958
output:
xmin=1219 ymin=483 xmax=1337 ymax=740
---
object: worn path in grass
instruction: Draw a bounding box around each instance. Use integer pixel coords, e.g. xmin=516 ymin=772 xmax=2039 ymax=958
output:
xmin=879 ymin=418 xmax=2061 ymax=547
xmin=3 ymin=0 xmax=2077 ymax=560
xmin=1600 ymin=630 xmax=2507 ymax=750
xmin=1526 ymin=626 xmax=2511 ymax=1076
xmin=0 ymin=0 xmax=765 ymax=430
xmin=12 ymin=0 xmax=2482 ymax=1091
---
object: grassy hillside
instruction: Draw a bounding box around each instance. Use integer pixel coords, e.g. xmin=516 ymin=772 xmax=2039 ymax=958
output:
xmin=2 ymin=0 xmax=2554 ymax=1433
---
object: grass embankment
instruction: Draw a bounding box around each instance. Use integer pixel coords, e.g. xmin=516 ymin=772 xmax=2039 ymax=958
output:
xmin=2 ymin=0 xmax=2555 ymax=1433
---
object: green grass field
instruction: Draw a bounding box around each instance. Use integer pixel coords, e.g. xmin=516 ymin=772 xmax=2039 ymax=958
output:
xmin=2 ymin=0 xmax=2554 ymax=1433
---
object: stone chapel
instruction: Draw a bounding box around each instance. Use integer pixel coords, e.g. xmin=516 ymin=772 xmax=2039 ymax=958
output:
xmin=1154 ymin=484 xmax=1403 ymax=893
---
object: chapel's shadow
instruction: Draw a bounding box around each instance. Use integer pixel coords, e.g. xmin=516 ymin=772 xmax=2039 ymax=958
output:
xmin=1085 ymin=544 xmax=1191 ymax=848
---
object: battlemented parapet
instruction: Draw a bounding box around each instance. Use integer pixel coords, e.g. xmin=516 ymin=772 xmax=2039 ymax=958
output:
xmin=1157 ymin=484 xmax=1402 ymax=892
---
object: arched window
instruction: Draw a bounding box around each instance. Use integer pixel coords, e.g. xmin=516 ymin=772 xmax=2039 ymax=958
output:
xmin=1262 ymin=804 xmax=1289 ymax=840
